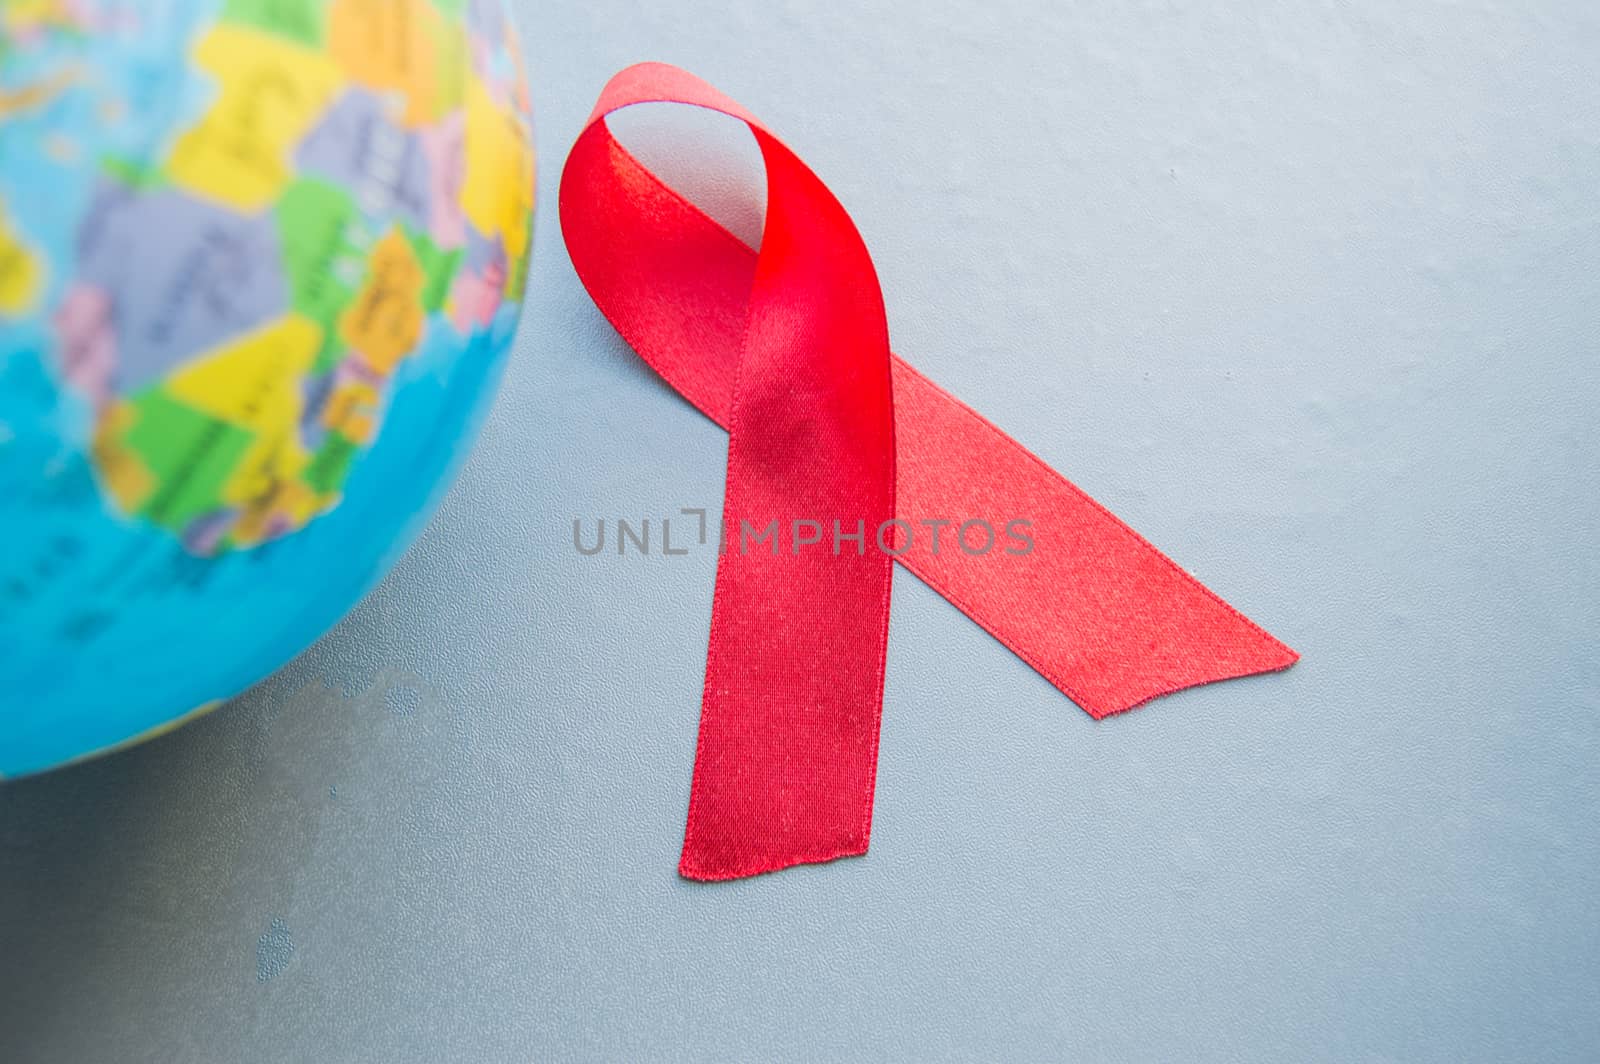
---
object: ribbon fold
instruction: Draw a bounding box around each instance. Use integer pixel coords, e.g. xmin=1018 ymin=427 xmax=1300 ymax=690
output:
xmin=559 ymin=64 xmax=1297 ymax=881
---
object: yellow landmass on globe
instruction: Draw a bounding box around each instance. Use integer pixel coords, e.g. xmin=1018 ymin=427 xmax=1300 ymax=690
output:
xmin=1 ymin=0 xmax=74 ymax=33
xmin=224 ymin=429 xmax=314 ymax=518
xmin=326 ymin=0 xmax=455 ymax=128
xmin=321 ymin=376 xmax=380 ymax=444
xmin=0 ymin=196 xmax=44 ymax=316
xmin=167 ymin=25 xmax=346 ymax=211
xmin=340 ymin=228 xmax=426 ymax=376
xmin=231 ymin=477 xmax=323 ymax=548
xmin=166 ymin=314 xmax=322 ymax=516
xmin=462 ymin=74 xmax=535 ymax=264
xmin=167 ymin=314 xmax=321 ymax=431
xmin=90 ymin=402 xmax=157 ymax=512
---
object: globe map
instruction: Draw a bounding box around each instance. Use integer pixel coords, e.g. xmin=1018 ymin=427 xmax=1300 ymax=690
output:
xmin=0 ymin=0 xmax=534 ymax=775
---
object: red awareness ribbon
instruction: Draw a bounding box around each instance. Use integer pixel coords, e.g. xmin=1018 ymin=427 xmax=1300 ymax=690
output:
xmin=559 ymin=63 xmax=1298 ymax=881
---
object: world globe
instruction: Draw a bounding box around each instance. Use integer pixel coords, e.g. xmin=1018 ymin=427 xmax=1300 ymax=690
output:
xmin=0 ymin=0 xmax=535 ymax=776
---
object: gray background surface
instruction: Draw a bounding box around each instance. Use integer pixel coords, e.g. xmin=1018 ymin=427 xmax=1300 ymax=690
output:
xmin=4 ymin=1 xmax=1599 ymax=1061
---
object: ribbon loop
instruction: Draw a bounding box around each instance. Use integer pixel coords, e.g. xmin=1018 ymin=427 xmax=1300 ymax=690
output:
xmin=560 ymin=64 xmax=1297 ymax=881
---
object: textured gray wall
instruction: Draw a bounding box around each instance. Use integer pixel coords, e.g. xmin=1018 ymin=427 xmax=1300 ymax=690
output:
xmin=4 ymin=1 xmax=1599 ymax=1061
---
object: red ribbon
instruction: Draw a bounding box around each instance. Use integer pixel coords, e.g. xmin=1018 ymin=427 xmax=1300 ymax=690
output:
xmin=560 ymin=64 xmax=1298 ymax=881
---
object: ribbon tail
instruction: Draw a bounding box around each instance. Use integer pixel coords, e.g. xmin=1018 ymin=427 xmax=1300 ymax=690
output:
xmin=890 ymin=360 xmax=1298 ymax=718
